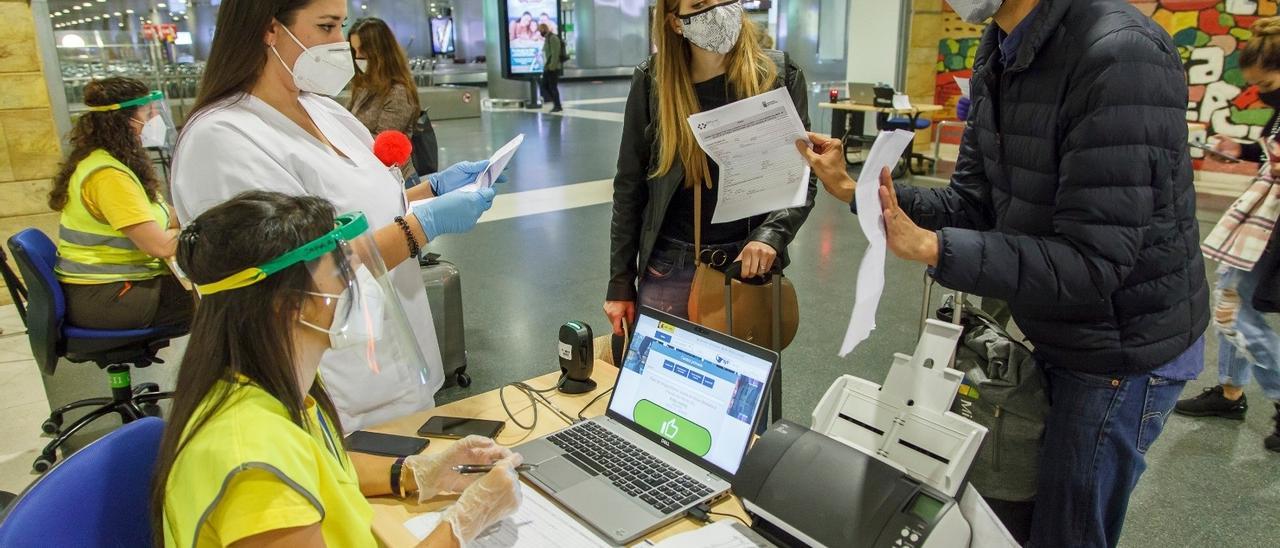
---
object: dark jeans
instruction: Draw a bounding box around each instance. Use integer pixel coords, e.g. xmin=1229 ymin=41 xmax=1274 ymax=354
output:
xmin=636 ymin=238 xmax=745 ymax=319
xmin=63 ymin=275 xmax=193 ymax=331
xmin=1028 ymin=366 xmax=1185 ymax=548
xmin=541 ymin=69 xmax=562 ymax=109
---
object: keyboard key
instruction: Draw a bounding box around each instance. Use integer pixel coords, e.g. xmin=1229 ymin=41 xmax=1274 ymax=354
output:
xmin=640 ymin=494 xmax=660 ymax=506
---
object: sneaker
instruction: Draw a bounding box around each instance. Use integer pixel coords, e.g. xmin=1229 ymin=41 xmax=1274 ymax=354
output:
xmin=1173 ymin=386 xmax=1248 ymax=420
xmin=1266 ymin=403 xmax=1280 ymax=453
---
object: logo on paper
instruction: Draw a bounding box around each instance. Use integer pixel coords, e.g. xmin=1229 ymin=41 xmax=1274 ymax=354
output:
xmin=697 ymin=122 xmax=709 ymax=130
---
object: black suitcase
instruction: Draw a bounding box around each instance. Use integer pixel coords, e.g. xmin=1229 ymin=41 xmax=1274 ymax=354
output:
xmin=420 ymin=253 xmax=470 ymax=387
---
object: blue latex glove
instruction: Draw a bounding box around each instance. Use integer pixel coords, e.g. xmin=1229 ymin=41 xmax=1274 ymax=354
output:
xmin=956 ymin=96 xmax=971 ymax=122
xmin=428 ymin=160 xmax=510 ymax=195
xmin=412 ymin=187 xmax=497 ymax=241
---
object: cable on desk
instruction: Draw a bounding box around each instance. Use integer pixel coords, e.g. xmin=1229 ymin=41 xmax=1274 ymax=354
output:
xmin=707 ymin=510 xmax=751 ymax=527
xmin=575 ymin=321 xmax=627 ymax=421
xmin=498 ymin=376 xmax=575 ymax=430
xmin=577 ymin=387 xmax=614 ymax=421
xmin=686 ymin=503 xmax=751 ymax=527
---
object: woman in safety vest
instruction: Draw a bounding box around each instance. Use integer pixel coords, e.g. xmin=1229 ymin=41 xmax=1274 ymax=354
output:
xmin=48 ymin=77 xmax=191 ymax=331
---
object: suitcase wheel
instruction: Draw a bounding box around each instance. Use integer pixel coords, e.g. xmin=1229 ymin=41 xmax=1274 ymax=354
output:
xmin=455 ymin=371 xmax=472 ymax=388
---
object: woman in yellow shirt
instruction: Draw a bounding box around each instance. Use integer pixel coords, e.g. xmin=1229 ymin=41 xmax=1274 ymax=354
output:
xmin=48 ymin=77 xmax=191 ymax=330
xmin=150 ymin=191 xmax=522 ymax=547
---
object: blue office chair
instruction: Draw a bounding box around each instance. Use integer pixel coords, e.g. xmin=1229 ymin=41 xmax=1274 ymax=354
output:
xmin=5 ymin=229 xmax=187 ymax=473
xmin=878 ymin=113 xmax=937 ymax=177
xmin=0 ymin=417 xmax=165 ymax=547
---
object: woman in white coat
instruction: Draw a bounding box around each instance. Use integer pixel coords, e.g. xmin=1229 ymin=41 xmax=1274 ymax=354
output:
xmin=172 ymin=0 xmax=494 ymax=431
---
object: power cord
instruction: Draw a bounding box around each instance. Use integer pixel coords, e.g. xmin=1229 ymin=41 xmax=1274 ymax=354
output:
xmin=498 ymin=376 xmax=575 ymax=430
xmin=685 ymin=502 xmax=751 ymax=527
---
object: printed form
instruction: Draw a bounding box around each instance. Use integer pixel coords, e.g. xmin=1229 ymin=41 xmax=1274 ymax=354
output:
xmin=686 ymin=86 xmax=811 ymax=224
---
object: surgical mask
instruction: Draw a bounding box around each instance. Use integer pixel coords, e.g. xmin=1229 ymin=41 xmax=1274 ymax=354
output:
xmin=678 ymin=0 xmax=744 ymax=55
xmin=301 ymin=267 xmax=386 ymax=350
xmin=945 ymin=0 xmax=1004 ymax=24
xmin=140 ymin=115 xmax=169 ymax=148
xmin=355 ymin=59 xmax=369 ymax=73
xmin=271 ymin=22 xmax=355 ymax=96
xmin=1261 ymin=88 xmax=1280 ymax=110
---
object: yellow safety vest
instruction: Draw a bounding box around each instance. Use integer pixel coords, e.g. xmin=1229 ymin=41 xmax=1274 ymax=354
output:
xmin=55 ymin=149 xmax=169 ymax=284
xmin=162 ymin=378 xmax=375 ymax=548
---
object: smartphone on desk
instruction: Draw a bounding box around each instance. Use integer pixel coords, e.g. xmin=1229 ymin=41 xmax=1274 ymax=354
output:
xmin=345 ymin=431 xmax=429 ymax=458
xmin=418 ymin=416 xmax=506 ymax=439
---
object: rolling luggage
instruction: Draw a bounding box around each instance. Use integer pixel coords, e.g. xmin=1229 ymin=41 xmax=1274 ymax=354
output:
xmin=420 ymin=253 xmax=470 ymax=388
xmin=720 ymin=262 xmax=789 ymax=434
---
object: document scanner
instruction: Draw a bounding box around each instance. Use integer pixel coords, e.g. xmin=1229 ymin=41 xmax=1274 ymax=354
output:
xmin=731 ymin=320 xmax=989 ymax=548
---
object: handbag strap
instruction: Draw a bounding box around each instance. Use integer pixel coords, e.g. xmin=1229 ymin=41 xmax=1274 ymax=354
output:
xmin=693 ymin=183 xmax=702 ymax=262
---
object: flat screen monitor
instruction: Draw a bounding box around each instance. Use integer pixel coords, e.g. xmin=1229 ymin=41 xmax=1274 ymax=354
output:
xmin=500 ymin=0 xmax=560 ymax=78
xmin=430 ymin=16 xmax=455 ymax=55
xmin=743 ymin=0 xmax=773 ymax=12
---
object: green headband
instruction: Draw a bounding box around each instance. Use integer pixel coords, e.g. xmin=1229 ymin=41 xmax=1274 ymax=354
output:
xmin=85 ymin=90 xmax=164 ymax=112
xmin=195 ymin=212 xmax=370 ymax=296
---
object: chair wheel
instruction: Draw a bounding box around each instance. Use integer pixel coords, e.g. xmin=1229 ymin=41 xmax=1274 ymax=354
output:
xmin=455 ymin=372 xmax=472 ymax=388
xmin=33 ymin=454 xmax=56 ymax=474
xmin=142 ymin=403 xmax=163 ymax=418
xmin=41 ymin=416 xmax=61 ymax=435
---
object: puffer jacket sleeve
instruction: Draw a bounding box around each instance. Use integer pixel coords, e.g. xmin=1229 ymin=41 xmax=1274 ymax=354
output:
xmin=607 ymin=66 xmax=653 ymax=302
xmin=749 ymin=59 xmax=818 ymax=253
xmin=931 ymin=26 xmax=1183 ymax=306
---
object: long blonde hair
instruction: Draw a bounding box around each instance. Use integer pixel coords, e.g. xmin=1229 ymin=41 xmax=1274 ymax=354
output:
xmin=651 ymin=0 xmax=777 ymax=189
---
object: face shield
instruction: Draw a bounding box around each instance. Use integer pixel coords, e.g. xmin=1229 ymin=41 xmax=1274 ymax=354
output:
xmin=87 ymin=90 xmax=177 ymax=150
xmin=194 ymin=212 xmax=431 ymax=382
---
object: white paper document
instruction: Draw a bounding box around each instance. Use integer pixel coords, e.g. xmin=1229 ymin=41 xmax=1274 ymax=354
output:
xmin=892 ymin=93 xmax=914 ymax=111
xmin=839 ymin=130 xmax=917 ymax=358
xmin=955 ymin=77 xmax=971 ymax=98
xmin=403 ymin=483 xmax=609 ymax=548
xmin=686 ymin=86 xmax=811 ymax=224
xmin=407 ymin=133 xmax=523 ymax=211
xmin=648 ymin=520 xmax=776 ymax=548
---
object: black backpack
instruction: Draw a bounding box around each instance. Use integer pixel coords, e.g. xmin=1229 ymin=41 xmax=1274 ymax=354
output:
xmin=559 ymin=34 xmax=570 ymax=64
xmin=411 ymin=109 xmax=439 ymax=175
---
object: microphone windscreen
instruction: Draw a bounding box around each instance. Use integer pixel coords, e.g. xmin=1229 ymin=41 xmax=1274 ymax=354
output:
xmin=373 ymin=130 xmax=413 ymax=167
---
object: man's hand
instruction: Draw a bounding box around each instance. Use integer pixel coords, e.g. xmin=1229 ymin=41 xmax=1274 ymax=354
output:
xmin=878 ymin=168 xmax=939 ymax=266
xmin=795 ymin=133 xmax=854 ymax=204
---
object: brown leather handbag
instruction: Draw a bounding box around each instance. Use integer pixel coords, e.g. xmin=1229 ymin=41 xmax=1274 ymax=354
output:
xmin=686 ymin=185 xmax=800 ymax=350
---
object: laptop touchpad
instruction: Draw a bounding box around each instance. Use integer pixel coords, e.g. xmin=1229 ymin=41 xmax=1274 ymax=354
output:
xmin=531 ymin=456 xmax=594 ymax=493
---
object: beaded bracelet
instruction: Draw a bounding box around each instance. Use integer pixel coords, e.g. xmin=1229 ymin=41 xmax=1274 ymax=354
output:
xmin=394 ymin=216 xmax=421 ymax=258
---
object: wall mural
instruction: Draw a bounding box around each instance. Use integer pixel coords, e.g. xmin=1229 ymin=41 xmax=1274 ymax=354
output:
xmin=932 ymin=1 xmax=1277 ymax=142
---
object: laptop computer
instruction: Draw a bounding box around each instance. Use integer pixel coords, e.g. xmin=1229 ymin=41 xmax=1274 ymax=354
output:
xmin=514 ymin=307 xmax=779 ymax=545
xmin=848 ymin=82 xmax=878 ymax=104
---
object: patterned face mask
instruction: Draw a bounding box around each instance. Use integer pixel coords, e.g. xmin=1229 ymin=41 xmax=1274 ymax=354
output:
xmin=678 ymin=0 xmax=744 ymax=55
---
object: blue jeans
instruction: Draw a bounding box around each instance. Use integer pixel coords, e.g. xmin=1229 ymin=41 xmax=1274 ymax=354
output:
xmin=636 ymin=238 xmax=743 ymax=319
xmin=1214 ymin=266 xmax=1280 ymax=400
xmin=1028 ymin=366 xmax=1186 ymax=548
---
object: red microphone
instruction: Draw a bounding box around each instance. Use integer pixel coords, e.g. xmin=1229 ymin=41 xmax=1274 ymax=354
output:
xmin=373 ymin=130 xmax=413 ymax=168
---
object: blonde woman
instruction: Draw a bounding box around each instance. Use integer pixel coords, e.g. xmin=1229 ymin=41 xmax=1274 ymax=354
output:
xmin=604 ymin=0 xmax=814 ymax=335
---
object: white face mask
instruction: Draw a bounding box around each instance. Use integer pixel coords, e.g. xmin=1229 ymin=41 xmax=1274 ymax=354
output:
xmin=271 ymin=22 xmax=356 ymax=96
xmin=355 ymin=59 xmax=369 ymax=73
xmin=140 ymin=115 xmax=169 ymax=148
xmin=301 ymin=267 xmax=385 ymax=350
xmin=945 ymin=0 xmax=1004 ymax=24
xmin=678 ymin=0 xmax=744 ymax=55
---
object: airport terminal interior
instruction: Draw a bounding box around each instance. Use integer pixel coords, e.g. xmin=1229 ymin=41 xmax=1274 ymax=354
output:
xmin=0 ymin=0 xmax=1278 ymax=547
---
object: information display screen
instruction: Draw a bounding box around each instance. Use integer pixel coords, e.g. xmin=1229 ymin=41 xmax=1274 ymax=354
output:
xmin=430 ymin=17 xmax=455 ymax=55
xmin=910 ymin=493 xmax=946 ymax=522
xmin=500 ymin=0 xmax=560 ymax=77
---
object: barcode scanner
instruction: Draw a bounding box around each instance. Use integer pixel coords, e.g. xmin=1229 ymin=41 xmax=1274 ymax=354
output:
xmin=558 ymin=321 xmax=597 ymax=394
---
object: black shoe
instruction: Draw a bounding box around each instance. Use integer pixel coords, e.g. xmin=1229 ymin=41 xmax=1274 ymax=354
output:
xmin=1266 ymin=403 xmax=1280 ymax=453
xmin=1174 ymin=386 xmax=1248 ymax=419
xmin=550 ymin=106 xmax=563 ymax=113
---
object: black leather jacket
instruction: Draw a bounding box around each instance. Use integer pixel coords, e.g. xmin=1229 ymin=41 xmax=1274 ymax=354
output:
xmin=607 ymin=52 xmax=816 ymax=301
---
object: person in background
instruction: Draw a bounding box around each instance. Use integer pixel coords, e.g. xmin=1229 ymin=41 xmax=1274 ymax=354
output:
xmin=151 ymin=192 xmax=522 ymax=548
xmin=349 ymin=18 xmax=421 ymax=181
xmin=48 ymin=77 xmax=192 ymax=331
xmin=1175 ymin=16 xmax=1280 ymax=454
xmin=539 ymin=23 xmax=564 ymax=113
xmin=605 ymin=0 xmax=816 ymax=336
xmin=797 ymin=0 xmax=1207 ymax=546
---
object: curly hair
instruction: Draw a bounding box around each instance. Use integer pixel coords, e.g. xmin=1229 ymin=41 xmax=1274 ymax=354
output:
xmin=48 ymin=77 xmax=162 ymax=211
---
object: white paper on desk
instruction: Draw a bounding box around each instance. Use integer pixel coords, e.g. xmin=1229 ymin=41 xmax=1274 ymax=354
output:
xmin=686 ymin=86 xmax=811 ymax=224
xmin=649 ymin=520 xmax=776 ymax=548
xmin=892 ymin=93 xmax=913 ymax=111
xmin=839 ymin=130 xmax=917 ymax=358
xmin=406 ymin=133 xmax=523 ymax=210
xmin=955 ymin=77 xmax=971 ymax=98
xmin=403 ymin=483 xmax=610 ymax=547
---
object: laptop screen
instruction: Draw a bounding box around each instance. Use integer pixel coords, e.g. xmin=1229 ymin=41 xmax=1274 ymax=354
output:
xmin=609 ymin=313 xmax=774 ymax=475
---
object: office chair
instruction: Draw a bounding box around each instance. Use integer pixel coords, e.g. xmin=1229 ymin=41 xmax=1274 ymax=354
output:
xmin=0 ymin=417 xmax=165 ymax=547
xmin=878 ymin=114 xmax=937 ymax=177
xmin=5 ymin=229 xmax=187 ymax=473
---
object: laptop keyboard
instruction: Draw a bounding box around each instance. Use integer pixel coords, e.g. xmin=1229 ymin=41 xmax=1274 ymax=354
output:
xmin=547 ymin=421 xmax=716 ymax=515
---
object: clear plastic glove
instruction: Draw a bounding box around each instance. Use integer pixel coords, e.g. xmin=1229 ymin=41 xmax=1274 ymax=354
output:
xmin=428 ymin=160 xmax=510 ymax=195
xmin=404 ymin=435 xmax=514 ymax=502
xmin=441 ymin=454 xmax=524 ymax=545
xmin=411 ymin=187 xmax=497 ymax=241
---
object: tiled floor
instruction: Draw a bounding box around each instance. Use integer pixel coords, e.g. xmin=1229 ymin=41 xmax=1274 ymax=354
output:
xmin=1 ymin=80 xmax=1277 ymax=546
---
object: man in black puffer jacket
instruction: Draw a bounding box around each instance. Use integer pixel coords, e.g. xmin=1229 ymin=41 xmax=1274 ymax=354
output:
xmin=799 ymin=0 xmax=1209 ymax=546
